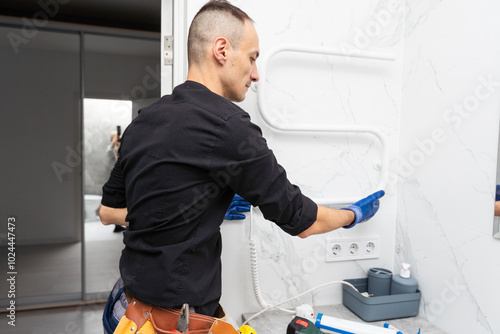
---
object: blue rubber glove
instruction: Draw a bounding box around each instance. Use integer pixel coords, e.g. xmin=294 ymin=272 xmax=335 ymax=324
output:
xmin=496 ymin=185 xmax=500 ymax=201
xmin=224 ymin=195 xmax=251 ymax=220
xmin=341 ymin=190 xmax=385 ymax=229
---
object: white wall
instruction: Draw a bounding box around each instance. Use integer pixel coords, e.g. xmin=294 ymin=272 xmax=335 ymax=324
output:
xmin=181 ymin=0 xmax=404 ymax=322
xmin=175 ymin=0 xmax=500 ymax=331
xmin=398 ymin=1 xmax=500 ymax=333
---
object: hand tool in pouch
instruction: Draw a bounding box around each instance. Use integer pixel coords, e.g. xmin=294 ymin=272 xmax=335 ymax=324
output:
xmin=174 ymin=303 xmax=190 ymax=333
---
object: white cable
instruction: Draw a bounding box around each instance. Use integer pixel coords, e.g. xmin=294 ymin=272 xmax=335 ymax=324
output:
xmin=249 ymin=237 xmax=271 ymax=309
xmin=248 ymin=209 xmax=294 ymax=313
xmin=241 ymin=280 xmax=359 ymax=327
xmin=247 ymin=209 xmax=360 ymax=325
xmin=246 ymin=208 xmax=360 ymax=327
xmin=249 ymin=208 xmax=270 ymax=309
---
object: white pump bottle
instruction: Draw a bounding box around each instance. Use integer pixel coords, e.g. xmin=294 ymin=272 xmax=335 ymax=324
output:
xmin=391 ymin=263 xmax=418 ymax=294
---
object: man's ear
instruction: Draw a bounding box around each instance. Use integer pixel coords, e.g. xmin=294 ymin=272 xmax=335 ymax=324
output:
xmin=213 ymin=37 xmax=230 ymax=65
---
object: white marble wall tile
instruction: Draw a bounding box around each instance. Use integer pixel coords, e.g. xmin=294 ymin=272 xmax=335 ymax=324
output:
xmin=217 ymin=0 xmax=405 ymax=320
xmin=399 ymin=0 xmax=500 ymax=333
xmin=184 ymin=0 xmax=500 ymax=331
xmin=395 ymin=214 xmax=500 ymax=333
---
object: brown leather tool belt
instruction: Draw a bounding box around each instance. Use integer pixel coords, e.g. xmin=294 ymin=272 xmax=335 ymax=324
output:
xmin=123 ymin=295 xmax=235 ymax=334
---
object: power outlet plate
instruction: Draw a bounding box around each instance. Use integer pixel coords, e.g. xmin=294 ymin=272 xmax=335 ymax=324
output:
xmin=325 ymin=236 xmax=380 ymax=262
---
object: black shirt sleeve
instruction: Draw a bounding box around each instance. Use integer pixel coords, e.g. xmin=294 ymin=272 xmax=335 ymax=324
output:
xmin=209 ymin=111 xmax=317 ymax=236
xmin=101 ymin=159 xmax=127 ymax=208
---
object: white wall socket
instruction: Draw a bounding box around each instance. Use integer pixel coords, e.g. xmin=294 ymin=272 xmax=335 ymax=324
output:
xmin=325 ymin=236 xmax=379 ymax=262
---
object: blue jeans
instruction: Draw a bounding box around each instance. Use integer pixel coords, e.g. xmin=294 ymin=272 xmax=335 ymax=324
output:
xmin=103 ymin=278 xmax=128 ymax=334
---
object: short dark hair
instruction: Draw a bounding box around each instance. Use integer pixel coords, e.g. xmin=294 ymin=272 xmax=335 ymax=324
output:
xmin=187 ymin=0 xmax=254 ymax=66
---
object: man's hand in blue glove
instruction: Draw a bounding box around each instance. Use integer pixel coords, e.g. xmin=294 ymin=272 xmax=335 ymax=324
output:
xmin=341 ymin=190 xmax=385 ymax=229
xmin=224 ymin=195 xmax=251 ymax=220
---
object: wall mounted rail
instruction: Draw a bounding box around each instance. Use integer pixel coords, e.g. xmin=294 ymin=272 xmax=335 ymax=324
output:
xmin=256 ymin=44 xmax=396 ymax=205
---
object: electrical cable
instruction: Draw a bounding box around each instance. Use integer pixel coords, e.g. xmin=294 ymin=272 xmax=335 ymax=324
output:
xmin=242 ymin=279 xmax=359 ymax=327
xmin=248 ymin=209 xmax=294 ymax=313
xmin=246 ymin=208 xmax=360 ymax=327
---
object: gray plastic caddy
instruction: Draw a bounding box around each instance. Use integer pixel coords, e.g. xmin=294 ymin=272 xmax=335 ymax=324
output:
xmin=342 ymin=278 xmax=421 ymax=322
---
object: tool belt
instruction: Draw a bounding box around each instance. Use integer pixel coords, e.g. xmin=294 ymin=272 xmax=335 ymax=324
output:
xmin=113 ymin=297 xmax=239 ymax=334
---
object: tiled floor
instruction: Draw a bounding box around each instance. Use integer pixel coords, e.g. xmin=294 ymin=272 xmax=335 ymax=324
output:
xmin=0 ymin=302 xmax=106 ymax=334
xmin=0 ymin=220 xmax=122 ymax=333
xmin=0 ymin=221 xmax=123 ymax=306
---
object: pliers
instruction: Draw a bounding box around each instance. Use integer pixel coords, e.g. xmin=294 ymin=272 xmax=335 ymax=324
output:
xmin=174 ymin=303 xmax=190 ymax=333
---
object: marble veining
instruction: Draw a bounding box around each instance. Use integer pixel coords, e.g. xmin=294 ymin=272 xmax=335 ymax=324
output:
xmin=184 ymin=1 xmax=500 ymax=332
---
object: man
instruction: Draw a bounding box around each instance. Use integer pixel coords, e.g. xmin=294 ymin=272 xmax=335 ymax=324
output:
xmin=495 ymin=185 xmax=500 ymax=216
xmin=100 ymin=1 xmax=384 ymax=333
xmin=106 ymin=129 xmax=127 ymax=233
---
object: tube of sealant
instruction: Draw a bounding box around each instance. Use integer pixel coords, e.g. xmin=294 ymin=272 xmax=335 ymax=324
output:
xmin=315 ymin=313 xmax=399 ymax=334
xmin=384 ymin=323 xmax=404 ymax=334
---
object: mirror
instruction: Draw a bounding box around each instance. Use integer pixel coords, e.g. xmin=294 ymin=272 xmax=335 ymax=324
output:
xmin=83 ymin=98 xmax=132 ymax=297
xmin=0 ymin=26 xmax=160 ymax=308
xmin=494 ymin=129 xmax=500 ymax=239
xmin=83 ymin=34 xmax=160 ymax=299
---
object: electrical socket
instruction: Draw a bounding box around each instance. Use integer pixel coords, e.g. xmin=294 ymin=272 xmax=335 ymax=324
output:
xmin=326 ymin=236 xmax=379 ymax=262
xmin=331 ymin=243 xmax=342 ymax=256
xmin=349 ymin=242 xmax=359 ymax=255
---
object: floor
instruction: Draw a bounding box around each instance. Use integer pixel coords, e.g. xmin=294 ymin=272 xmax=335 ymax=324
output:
xmin=0 ymin=221 xmax=123 ymax=302
xmin=0 ymin=303 xmax=106 ymax=334
xmin=0 ymin=220 xmax=123 ymax=333
xmin=84 ymin=221 xmax=124 ymax=294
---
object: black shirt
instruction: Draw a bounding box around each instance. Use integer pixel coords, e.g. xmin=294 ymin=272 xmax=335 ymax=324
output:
xmin=101 ymin=81 xmax=317 ymax=315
